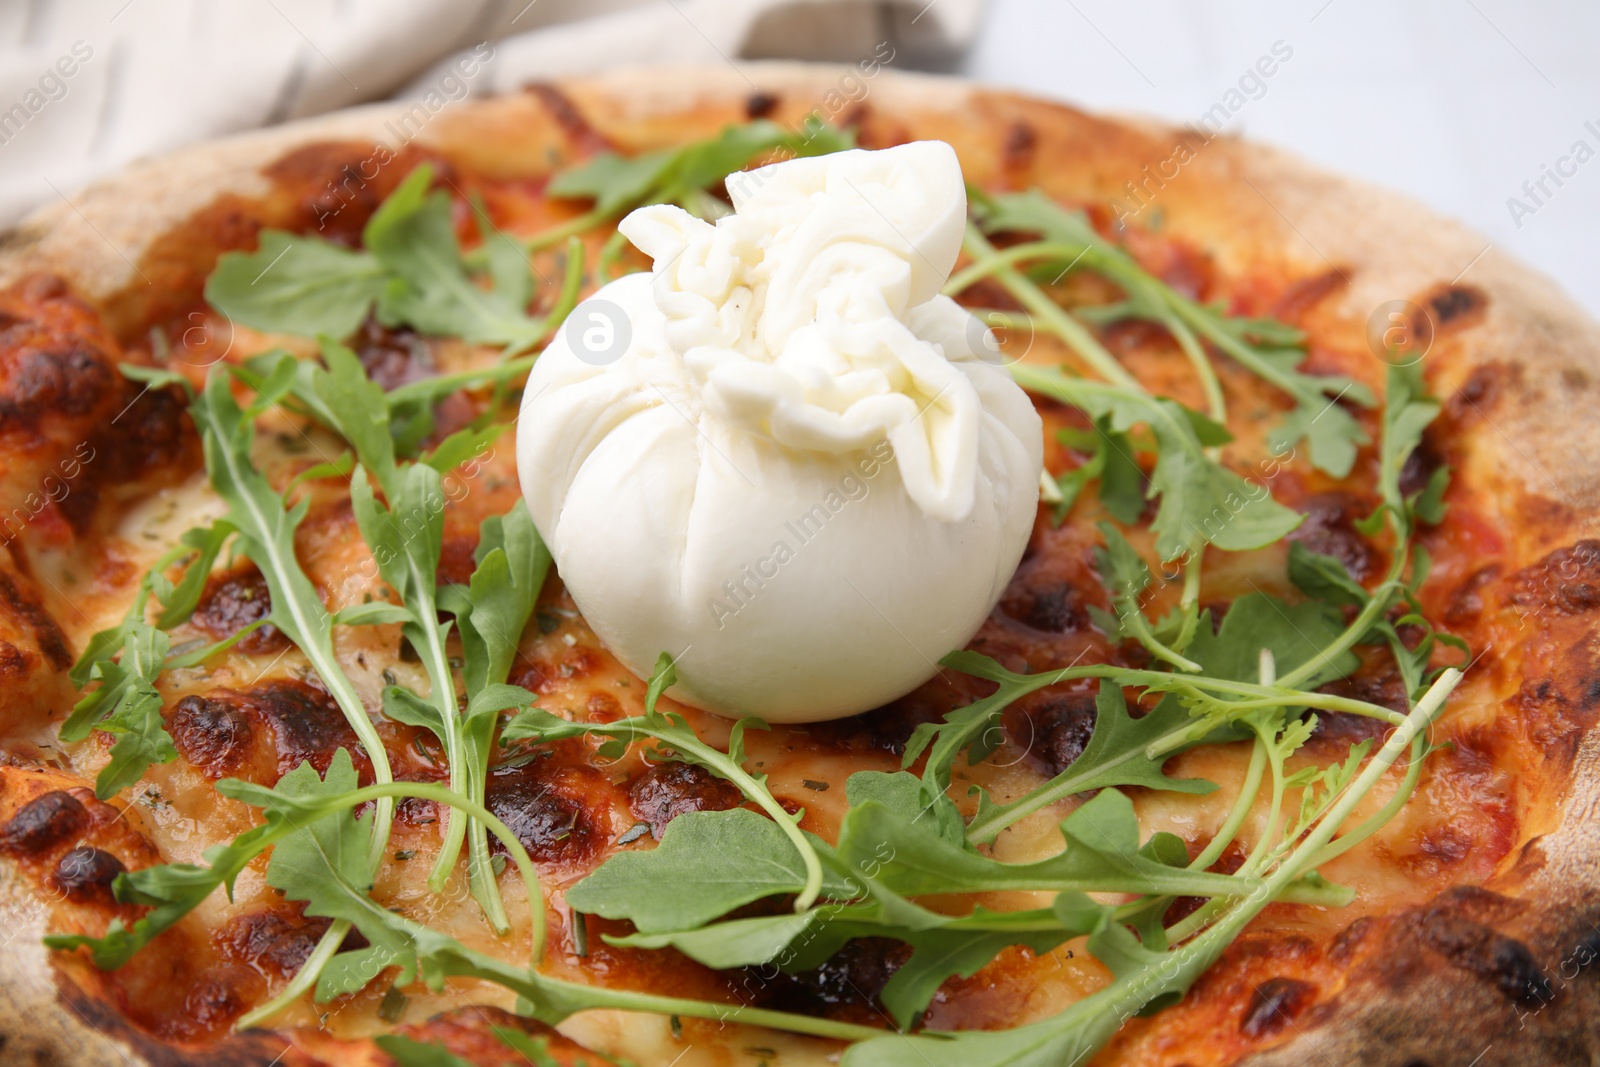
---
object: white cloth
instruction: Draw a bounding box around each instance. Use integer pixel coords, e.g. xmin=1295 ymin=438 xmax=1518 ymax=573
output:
xmin=0 ymin=0 xmax=984 ymax=227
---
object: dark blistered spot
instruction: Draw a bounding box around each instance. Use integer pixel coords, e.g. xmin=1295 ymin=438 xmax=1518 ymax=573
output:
xmin=1445 ymin=565 xmax=1501 ymax=626
xmin=1508 ymin=540 xmax=1600 ymax=616
xmin=1426 ymin=284 xmax=1488 ymax=329
xmin=263 ymin=141 xmax=440 ymax=246
xmin=182 ymin=966 xmax=254 ymax=1034
xmin=255 ymin=680 xmax=360 ymax=776
xmin=1312 ymin=673 xmax=1406 ymax=746
xmin=0 ymin=790 xmax=87 ymax=856
xmin=1286 ymin=492 xmax=1380 ymax=582
xmin=1240 ymin=976 xmax=1316 ymax=1037
xmin=191 ymin=564 xmax=289 ymax=655
xmin=525 ymin=83 xmax=609 ymax=153
xmin=1001 ymin=121 xmax=1038 ymax=173
xmin=50 ymin=846 xmax=125 ymax=902
xmin=89 ymin=383 xmax=199 ymax=487
xmin=1396 ymin=430 xmax=1445 ymax=500
xmin=351 ymin=316 xmax=436 ymax=391
xmin=170 ymin=693 xmax=256 ymax=777
xmin=1016 ymin=692 xmax=1097 ymax=775
xmin=220 ymin=910 xmax=335 ymax=977
xmin=746 ymin=91 xmax=779 ymax=118
xmin=1447 ymin=363 xmax=1501 ymax=421
xmin=0 ymin=343 xmax=114 ymax=425
xmin=999 ymin=580 xmax=1087 ymax=634
xmin=0 ymin=570 xmax=72 ymax=670
xmin=802 ymin=691 xmax=948 ymax=757
xmin=485 ymin=762 xmax=600 ymax=866
xmin=754 ymin=937 xmax=911 ymax=1024
xmin=1270 ymin=269 xmax=1347 ymax=323
xmin=629 ymin=762 xmax=742 ymax=839
xmin=1418 ymin=910 xmax=1552 ymax=1006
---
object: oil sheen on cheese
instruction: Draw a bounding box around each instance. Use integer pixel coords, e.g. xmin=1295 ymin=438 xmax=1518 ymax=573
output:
xmin=517 ymin=141 xmax=1042 ymax=722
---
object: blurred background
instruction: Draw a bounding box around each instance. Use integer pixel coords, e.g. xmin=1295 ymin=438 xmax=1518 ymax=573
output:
xmin=1 ymin=0 xmax=1594 ymax=313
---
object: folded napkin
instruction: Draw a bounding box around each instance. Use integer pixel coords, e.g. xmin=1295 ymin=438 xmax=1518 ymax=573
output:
xmin=0 ymin=0 xmax=982 ymax=228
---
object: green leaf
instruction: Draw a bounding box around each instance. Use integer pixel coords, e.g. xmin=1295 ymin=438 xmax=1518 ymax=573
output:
xmin=1012 ymin=368 xmax=1301 ymax=560
xmin=1184 ymin=592 xmax=1355 ymax=688
xmin=835 ymin=790 xmax=1248 ymax=901
xmin=565 ymin=808 xmax=854 ymax=934
xmin=373 ymin=1036 xmax=476 ymax=1067
xmin=548 ymin=148 xmax=677 ymax=214
xmin=364 ymin=165 xmax=544 ymax=350
xmin=205 ymin=231 xmax=388 ymax=338
xmin=964 ymin=680 xmax=1214 ymax=844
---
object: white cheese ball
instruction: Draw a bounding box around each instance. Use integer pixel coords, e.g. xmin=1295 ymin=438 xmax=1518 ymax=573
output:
xmin=517 ymin=141 xmax=1042 ymax=722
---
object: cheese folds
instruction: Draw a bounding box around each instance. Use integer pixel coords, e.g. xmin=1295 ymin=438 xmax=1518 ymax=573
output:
xmin=517 ymin=140 xmax=1042 ymax=722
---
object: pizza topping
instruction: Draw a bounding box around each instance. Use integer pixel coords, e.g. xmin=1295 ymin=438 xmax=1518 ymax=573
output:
xmin=0 ymin=789 xmax=87 ymax=856
xmin=518 ymin=141 xmax=1043 ymax=723
xmin=190 ymin=563 xmax=290 ymax=656
xmin=40 ymin=120 xmax=1487 ymax=1066
xmin=50 ymin=845 xmax=126 ymax=902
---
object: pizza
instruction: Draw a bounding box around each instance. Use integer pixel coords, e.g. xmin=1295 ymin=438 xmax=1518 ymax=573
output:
xmin=0 ymin=63 xmax=1597 ymax=1067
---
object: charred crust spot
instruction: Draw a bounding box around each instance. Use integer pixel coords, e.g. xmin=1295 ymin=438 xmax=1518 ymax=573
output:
xmin=219 ymin=910 xmax=340 ymax=977
xmin=628 ymin=761 xmax=742 ymax=839
xmin=0 ymin=790 xmax=87 ymax=855
xmin=170 ymin=680 xmax=359 ymax=780
xmin=1014 ymin=692 xmax=1097 ymax=775
xmin=1312 ymin=673 xmax=1407 ymax=746
xmin=1444 ymin=564 xmax=1501 ymax=626
xmin=999 ymin=579 xmax=1088 ymax=634
xmin=525 ymin=83 xmax=609 ymax=153
xmin=169 ymin=693 xmax=256 ymax=778
xmin=1240 ymin=976 xmax=1315 ymax=1037
xmin=181 ymin=967 xmax=254 ymax=1035
xmin=0 ymin=344 xmax=113 ymax=423
xmin=1417 ymin=907 xmax=1551 ymax=1006
xmin=1271 ymin=268 xmax=1347 ymax=323
xmin=745 ymin=90 xmax=780 ymax=118
xmin=0 ymin=638 xmax=36 ymax=678
xmin=1447 ymin=363 xmax=1501 ymax=421
xmin=263 ymin=141 xmax=440 ymax=246
xmin=486 ymin=761 xmax=602 ymax=866
xmin=1424 ymin=283 xmax=1489 ymax=330
xmin=1508 ymin=540 xmax=1600 ymax=616
xmin=351 ymin=316 xmax=436 ymax=391
xmin=191 ymin=563 xmax=289 ymax=656
xmin=1286 ymin=491 xmax=1381 ymax=582
xmin=802 ymin=691 xmax=948 ymax=757
xmin=0 ymin=569 xmax=73 ymax=669
xmin=85 ymin=382 xmax=200 ymax=492
xmin=1396 ymin=429 xmax=1445 ymax=500
xmin=50 ymin=846 xmax=125 ymax=902
xmin=255 ymin=680 xmax=360 ymax=775
xmin=753 ymin=937 xmax=911 ymax=1024
xmin=1001 ymin=121 xmax=1038 ymax=173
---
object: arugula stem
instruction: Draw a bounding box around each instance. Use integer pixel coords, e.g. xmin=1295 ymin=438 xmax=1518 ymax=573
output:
xmin=235 ymin=920 xmax=351 ymax=1029
xmin=960 ymin=228 xmax=1141 ymax=391
xmin=525 ymin=206 xmax=613 ymax=253
xmin=1191 ymin=738 xmax=1268 ymax=873
xmin=384 ymin=356 xmax=538 ymax=408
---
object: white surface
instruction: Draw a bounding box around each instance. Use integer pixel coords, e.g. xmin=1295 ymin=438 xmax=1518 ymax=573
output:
xmin=960 ymin=0 xmax=1600 ymax=316
xmin=0 ymin=0 xmax=980 ymax=228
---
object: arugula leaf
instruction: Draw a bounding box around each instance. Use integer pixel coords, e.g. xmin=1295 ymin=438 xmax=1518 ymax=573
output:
xmin=42 ymin=755 xmax=360 ymax=968
xmin=209 ymin=165 xmax=554 ymax=352
xmin=547 ymin=119 xmax=855 ymax=225
xmin=205 ymin=231 xmax=388 ymax=338
xmin=373 ymin=1036 xmax=476 ymax=1067
xmin=1088 ymin=523 xmax=1201 ymax=671
xmin=504 ymin=653 xmax=826 ymax=910
xmin=1011 ymin=367 xmax=1301 ymax=560
xmin=964 ymin=679 xmax=1214 ymax=845
xmin=968 ymin=189 xmax=1373 ymax=477
xmin=835 ymin=790 xmax=1246 ymax=900
xmin=364 ymin=166 xmax=545 ymax=351
xmin=190 ymin=368 xmax=395 ymax=867
xmin=1051 ymin=419 xmax=1143 ymax=525
xmin=565 ymin=808 xmax=854 ymax=933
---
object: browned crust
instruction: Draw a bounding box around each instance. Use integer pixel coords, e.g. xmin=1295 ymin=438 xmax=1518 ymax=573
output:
xmin=0 ymin=62 xmax=1597 ymax=1067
